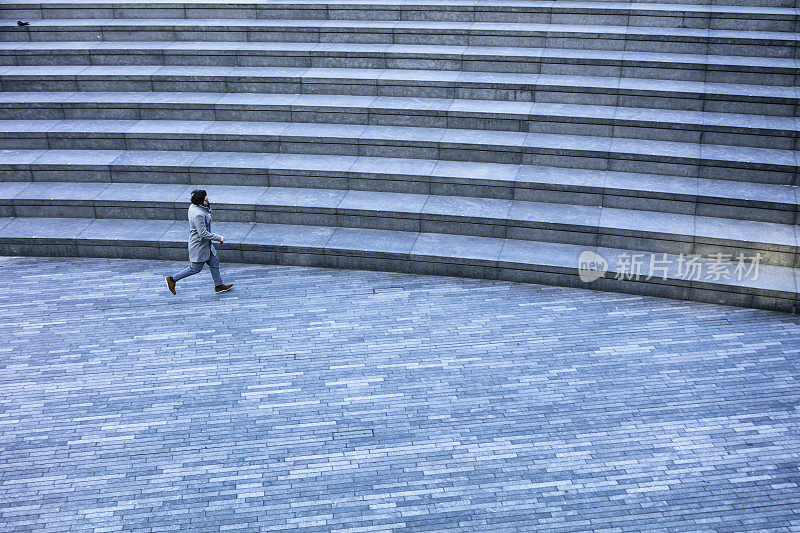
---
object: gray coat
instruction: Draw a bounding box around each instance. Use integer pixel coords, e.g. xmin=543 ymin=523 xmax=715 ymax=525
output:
xmin=187 ymin=203 xmax=223 ymax=263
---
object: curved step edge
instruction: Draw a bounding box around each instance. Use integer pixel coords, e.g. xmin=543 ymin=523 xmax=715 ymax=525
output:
xmin=1 ymin=150 xmax=798 ymax=218
xmin=0 ymin=216 xmax=796 ymax=312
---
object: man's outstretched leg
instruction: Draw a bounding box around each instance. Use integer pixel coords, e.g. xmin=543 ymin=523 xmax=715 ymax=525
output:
xmin=208 ymin=248 xmax=233 ymax=293
xmin=166 ymin=262 xmax=204 ymax=295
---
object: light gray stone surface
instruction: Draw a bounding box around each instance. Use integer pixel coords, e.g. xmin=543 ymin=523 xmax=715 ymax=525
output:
xmin=0 ymin=0 xmax=798 ymax=314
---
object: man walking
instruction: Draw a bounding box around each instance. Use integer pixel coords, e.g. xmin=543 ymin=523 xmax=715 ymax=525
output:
xmin=166 ymin=189 xmax=233 ymax=295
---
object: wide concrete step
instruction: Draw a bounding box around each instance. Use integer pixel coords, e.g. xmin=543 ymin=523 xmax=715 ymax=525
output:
xmin=0 ymin=215 xmax=796 ymax=312
xmin=3 ymin=1 xmax=797 ymax=29
xmin=2 ymin=19 xmax=796 ymax=58
xmin=1 ymin=92 xmax=795 ymax=149
xmin=2 ymin=41 xmax=796 ymax=86
xmin=3 ymin=65 xmax=796 ymax=117
xmin=1 ymin=119 xmax=796 ymax=184
xmin=3 ymin=149 xmax=797 ymax=222
xmin=1 ymin=181 xmax=797 ymax=268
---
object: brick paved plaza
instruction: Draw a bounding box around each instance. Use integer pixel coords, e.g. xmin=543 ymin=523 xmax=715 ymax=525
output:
xmin=1 ymin=255 xmax=798 ymax=531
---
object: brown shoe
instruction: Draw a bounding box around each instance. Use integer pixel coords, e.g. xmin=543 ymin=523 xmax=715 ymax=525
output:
xmin=215 ymin=283 xmax=233 ymax=293
xmin=165 ymin=276 xmax=176 ymax=295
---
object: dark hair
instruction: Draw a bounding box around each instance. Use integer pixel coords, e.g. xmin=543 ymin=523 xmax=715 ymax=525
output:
xmin=190 ymin=189 xmax=207 ymax=205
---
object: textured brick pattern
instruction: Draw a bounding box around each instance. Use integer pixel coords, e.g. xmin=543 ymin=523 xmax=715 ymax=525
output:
xmin=1 ymin=256 xmax=799 ymax=532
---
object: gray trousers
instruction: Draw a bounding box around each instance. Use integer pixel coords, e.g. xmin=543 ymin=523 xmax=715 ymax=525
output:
xmin=173 ymin=246 xmax=223 ymax=286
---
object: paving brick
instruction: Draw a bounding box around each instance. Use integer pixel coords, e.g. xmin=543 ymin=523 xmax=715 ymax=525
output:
xmin=0 ymin=256 xmax=798 ymax=530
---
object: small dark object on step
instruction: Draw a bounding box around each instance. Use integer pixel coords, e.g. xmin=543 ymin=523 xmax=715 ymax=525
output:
xmin=17 ymin=20 xmax=30 ymax=26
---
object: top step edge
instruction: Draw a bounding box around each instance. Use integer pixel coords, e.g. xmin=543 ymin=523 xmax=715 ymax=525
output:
xmin=1 ymin=216 xmax=797 ymax=304
xmin=2 ymin=20 xmax=798 ymax=42
xmin=2 ymin=1 xmax=798 ymax=13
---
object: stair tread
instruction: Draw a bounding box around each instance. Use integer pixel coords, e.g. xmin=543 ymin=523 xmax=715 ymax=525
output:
xmin=1 ymin=119 xmax=796 ymax=167
xmin=2 ymin=1 xmax=798 ymax=313
xmin=5 ymin=0 xmax=799 ymax=15
xmin=3 ymin=41 xmax=798 ymax=70
xmin=2 ymin=149 xmax=797 ymax=207
xmin=1 ymin=91 xmax=797 ymax=132
xmin=2 ymin=181 xmax=797 ymax=248
xmin=5 ymin=18 xmax=798 ymax=40
xmin=4 ymin=65 xmax=796 ymax=101
xmin=0 ymin=215 xmax=795 ymax=295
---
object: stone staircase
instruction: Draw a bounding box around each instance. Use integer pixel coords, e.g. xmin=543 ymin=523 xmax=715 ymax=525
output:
xmin=0 ymin=0 xmax=798 ymax=311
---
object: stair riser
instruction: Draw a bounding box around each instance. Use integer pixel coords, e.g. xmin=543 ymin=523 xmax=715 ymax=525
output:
xmin=0 ymin=3 xmax=796 ymax=314
xmin=0 ymin=238 xmax=792 ymax=312
xmin=3 ymin=77 xmax=797 ymax=117
xmin=2 ymin=164 xmax=796 ymax=222
xmin=569 ymin=0 xmax=795 ymax=5
xmin=1 ymin=104 xmax=793 ymax=150
xmin=1 ymin=132 xmax=796 ymax=185
xmin=2 ymin=50 xmax=795 ymax=86
xmin=1 ymin=200 xmax=795 ymax=267
xmin=3 ymin=144 xmax=797 ymax=189
xmin=2 ymin=5 xmax=796 ymax=31
xmin=3 ymin=28 xmax=795 ymax=58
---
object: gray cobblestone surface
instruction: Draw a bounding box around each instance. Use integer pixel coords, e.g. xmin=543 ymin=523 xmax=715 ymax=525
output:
xmin=1 ymin=256 xmax=799 ymax=532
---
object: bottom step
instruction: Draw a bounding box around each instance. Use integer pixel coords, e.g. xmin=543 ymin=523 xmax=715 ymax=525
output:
xmin=0 ymin=216 xmax=796 ymax=313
